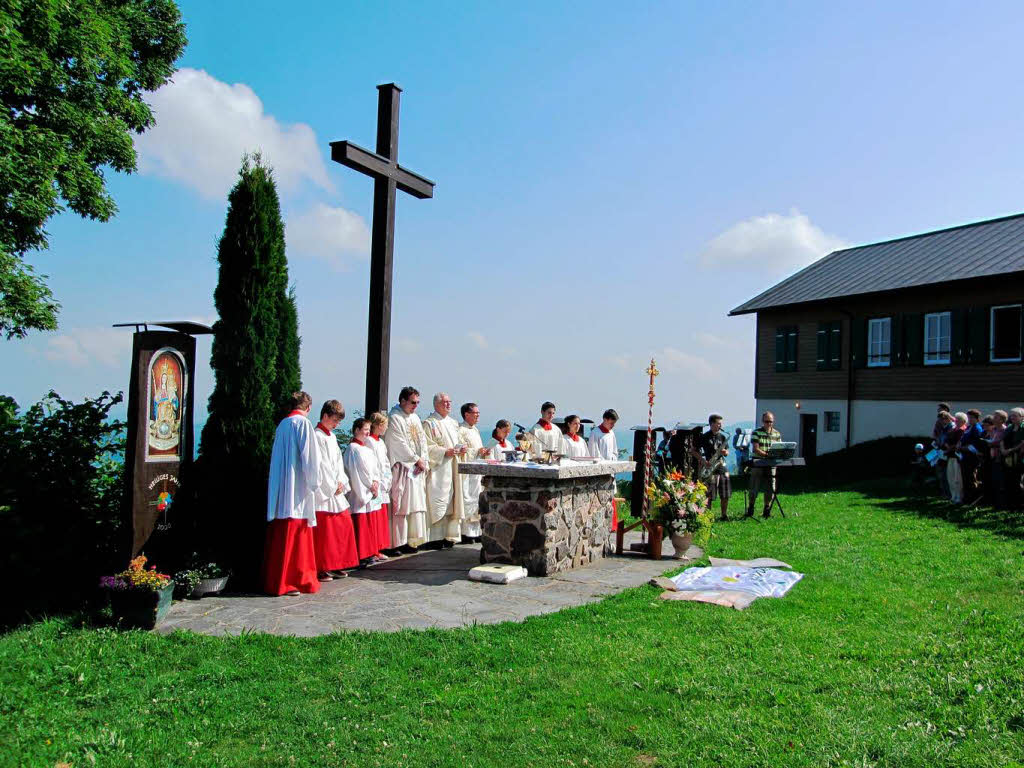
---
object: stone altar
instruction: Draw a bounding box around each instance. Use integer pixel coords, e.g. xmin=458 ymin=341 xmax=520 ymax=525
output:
xmin=458 ymin=460 xmax=635 ymax=576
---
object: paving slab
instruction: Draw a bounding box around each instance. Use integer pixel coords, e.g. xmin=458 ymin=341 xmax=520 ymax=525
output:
xmin=159 ymin=531 xmax=703 ymax=636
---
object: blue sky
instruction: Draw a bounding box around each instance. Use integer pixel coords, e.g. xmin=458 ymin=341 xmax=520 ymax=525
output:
xmin=5 ymin=0 xmax=1024 ymax=431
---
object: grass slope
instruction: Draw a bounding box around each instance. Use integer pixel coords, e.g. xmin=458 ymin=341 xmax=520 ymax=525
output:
xmin=2 ymin=483 xmax=1023 ymax=767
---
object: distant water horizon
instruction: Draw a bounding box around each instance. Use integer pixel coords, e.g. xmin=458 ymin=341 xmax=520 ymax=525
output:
xmin=186 ymin=419 xmax=756 ymax=479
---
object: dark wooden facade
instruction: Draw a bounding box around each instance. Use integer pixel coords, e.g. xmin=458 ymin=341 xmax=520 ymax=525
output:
xmin=755 ymin=273 xmax=1024 ymax=403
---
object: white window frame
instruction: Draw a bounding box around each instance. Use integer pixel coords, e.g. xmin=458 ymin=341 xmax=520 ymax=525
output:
xmin=867 ymin=317 xmax=891 ymax=368
xmin=990 ymin=304 xmax=1022 ymax=363
xmin=924 ymin=311 xmax=951 ymax=366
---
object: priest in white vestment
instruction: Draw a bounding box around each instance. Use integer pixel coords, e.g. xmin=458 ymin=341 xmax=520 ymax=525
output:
xmin=312 ymin=399 xmax=359 ymax=578
xmin=562 ymin=414 xmax=590 ymax=458
xmin=383 ymin=386 xmax=430 ymax=550
xmin=264 ymin=391 xmax=321 ymax=596
xmin=422 ymin=392 xmax=466 ymax=546
xmin=530 ymin=401 xmax=563 ymax=457
xmin=458 ymin=402 xmax=489 ymax=542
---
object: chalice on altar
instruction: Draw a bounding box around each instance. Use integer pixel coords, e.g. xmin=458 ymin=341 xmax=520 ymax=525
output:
xmin=516 ymin=432 xmax=534 ymax=461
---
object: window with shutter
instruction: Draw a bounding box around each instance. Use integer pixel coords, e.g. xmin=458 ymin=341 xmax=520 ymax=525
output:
xmin=924 ymin=312 xmax=951 ymax=365
xmin=868 ymin=318 xmax=891 ymax=367
xmin=816 ymin=322 xmax=842 ymax=370
xmin=991 ymin=304 xmax=1022 ymax=362
xmin=829 ymin=323 xmax=842 ymax=369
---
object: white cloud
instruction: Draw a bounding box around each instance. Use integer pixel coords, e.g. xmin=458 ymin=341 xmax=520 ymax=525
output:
xmin=466 ymin=331 xmax=488 ymax=349
xmin=697 ymin=210 xmax=848 ymax=274
xmin=136 ymin=67 xmax=334 ymax=199
xmin=605 ymin=354 xmax=631 ymax=370
xmin=691 ymin=330 xmax=742 ymax=349
xmin=394 ymin=337 xmax=423 ymax=354
xmin=44 ymin=327 xmax=134 ymax=368
xmin=656 ymin=346 xmax=716 ymax=380
xmin=287 ymin=203 xmax=370 ymax=268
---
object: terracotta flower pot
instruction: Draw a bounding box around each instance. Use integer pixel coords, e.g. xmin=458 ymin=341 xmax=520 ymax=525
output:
xmin=109 ymin=583 xmax=174 ymax=630
xmin=670 ymin=531 xmax=694 ymax=560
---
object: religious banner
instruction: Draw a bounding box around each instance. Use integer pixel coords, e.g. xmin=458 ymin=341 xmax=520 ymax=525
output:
xmin=117 ymin=323 xmax=209 ymax=557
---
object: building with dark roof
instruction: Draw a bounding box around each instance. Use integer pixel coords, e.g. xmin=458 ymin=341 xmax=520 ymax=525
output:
xmin=730 ymin=212 xmax=1024 ymax=457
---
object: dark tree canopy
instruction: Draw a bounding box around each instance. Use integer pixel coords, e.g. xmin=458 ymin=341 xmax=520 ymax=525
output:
xmin=0 ymin=0 xmax=187 ymax=339
xmin=197 ymin=155 xmax=301 ymax=582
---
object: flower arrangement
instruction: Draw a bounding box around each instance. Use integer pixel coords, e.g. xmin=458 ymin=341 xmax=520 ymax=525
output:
xmin=174 ymin=554 xmax=231 ymax=599
xmin=646 ymin=470 xmax=714 ymax=548
xmin=100 ymin=555 xmax=173 ymax=593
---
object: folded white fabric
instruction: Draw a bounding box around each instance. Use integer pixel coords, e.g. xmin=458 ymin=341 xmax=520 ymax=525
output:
xmin=669 ymin=566 xmax=804 ymax=598
xmin=468 ymin=564 xmax=528 ymax=584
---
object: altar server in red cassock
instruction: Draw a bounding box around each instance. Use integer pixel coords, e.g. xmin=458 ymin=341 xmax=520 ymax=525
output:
xmin=264 ymin=391 xmax=321 ymax=596
xmin=587 ymin=408 xmax=621 ymax=531
xmin=312 ymin=399 xmax=359 ymax=580
xmin=344 ymin=418 xmax=383 ymax=564
xmin=369 ymin=412 xmax=393 ymax=554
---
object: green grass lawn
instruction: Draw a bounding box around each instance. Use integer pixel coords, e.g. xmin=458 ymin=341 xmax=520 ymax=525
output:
xmin=2 ymin=483 xmax=1023 ymax=767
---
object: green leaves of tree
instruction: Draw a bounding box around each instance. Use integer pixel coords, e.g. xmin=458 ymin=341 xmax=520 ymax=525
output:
xmin=0 ymin=0 xmax=187 ymax=339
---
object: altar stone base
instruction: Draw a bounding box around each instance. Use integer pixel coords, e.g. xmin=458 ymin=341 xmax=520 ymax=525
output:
xmin=478 ymin=473 xmax=616 ymax=576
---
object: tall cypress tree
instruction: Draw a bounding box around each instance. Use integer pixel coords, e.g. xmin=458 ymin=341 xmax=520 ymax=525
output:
xmin=197 ymin=154 xmax=300 ymax=583
xmin=271 ymin=287 xmax=302 ymax=420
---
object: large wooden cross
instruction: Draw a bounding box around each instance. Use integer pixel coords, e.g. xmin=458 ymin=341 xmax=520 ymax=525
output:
xmin=330 ymin=83 xmax=435 ymax=416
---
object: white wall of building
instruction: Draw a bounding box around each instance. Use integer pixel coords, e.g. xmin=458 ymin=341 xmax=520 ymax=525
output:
xmin=753 ymin=398 xmax=1014 ymax=457
xmin=754 ymin=398 xmax=847 ymax=456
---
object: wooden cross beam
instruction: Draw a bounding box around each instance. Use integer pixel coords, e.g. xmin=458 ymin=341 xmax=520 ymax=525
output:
xmin=329 ymin=83 xmax=435 ymax=416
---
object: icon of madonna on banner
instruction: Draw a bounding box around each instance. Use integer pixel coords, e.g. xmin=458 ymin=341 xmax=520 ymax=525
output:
xmin=146 ymin=348 xmax=187 ymax=461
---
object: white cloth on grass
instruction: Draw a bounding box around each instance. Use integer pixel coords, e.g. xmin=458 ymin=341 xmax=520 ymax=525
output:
xmin=669 ymin=566 xmax=804 ymax=598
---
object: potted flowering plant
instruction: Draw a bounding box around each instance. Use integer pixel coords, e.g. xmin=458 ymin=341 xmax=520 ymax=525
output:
xmin=646 ymin=470 xmax=714 ymax=559
xmin=176 ymin=554 xmax=231 ymax=599
xmin=100 ymin=555 xmax=174 ymax=629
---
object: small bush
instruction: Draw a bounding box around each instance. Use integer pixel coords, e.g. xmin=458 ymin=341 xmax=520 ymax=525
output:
xmin=0 ymin=391 xmax=126 ymax=626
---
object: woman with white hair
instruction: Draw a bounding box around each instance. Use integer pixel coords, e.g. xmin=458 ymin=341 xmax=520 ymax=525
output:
xmin=945 ymin=412 xmax=968 ymax=504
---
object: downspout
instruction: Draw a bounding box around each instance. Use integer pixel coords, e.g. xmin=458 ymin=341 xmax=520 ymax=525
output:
xmin=840 ymin=309 xmax=854 ymax=450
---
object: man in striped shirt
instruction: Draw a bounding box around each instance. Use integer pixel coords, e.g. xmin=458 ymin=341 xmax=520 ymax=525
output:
xmin=746 ymin=411 xmax=781 ymax=519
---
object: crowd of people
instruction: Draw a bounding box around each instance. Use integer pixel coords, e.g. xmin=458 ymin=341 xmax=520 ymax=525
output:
xmin=915 ymin=402 xmax=1024 ymax=508
xmin=264 ymin=388 xmax=622 ymax=596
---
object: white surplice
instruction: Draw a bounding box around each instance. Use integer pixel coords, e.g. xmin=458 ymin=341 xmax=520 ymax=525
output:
xmin=458 ymin=421 xmax=485 ymax=538
xmin=422 ymin=411 xmax=465 ymax=543
xmin=531 ymin=421 xmax=563 ymax=457
xmin=562 ymin=433 xmax=590 ymax=458
xmin=313 ymin=426 xmax=350 ymax=514
xmin=370 ymin=434 xmax=392 ymax=503
xmin=267 ymin=413 xmax=320 ymax=525
xmin=588 ymin=425 xmax=619 ymax=461
xmin=383 ymin=405 xmax=429 ymax=547
xmin=487 ymin=437 xmax=517 ymax=461
xmin=343 ymin=439 xmax=380 ymax=516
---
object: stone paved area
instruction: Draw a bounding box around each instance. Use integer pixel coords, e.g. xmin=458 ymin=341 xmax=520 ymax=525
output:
xmin=159 ymin=531 xmax=701 ymax=636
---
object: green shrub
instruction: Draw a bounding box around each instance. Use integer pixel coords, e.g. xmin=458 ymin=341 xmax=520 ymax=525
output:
xmin=0 ymin=391 xmax=126 ymax=626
